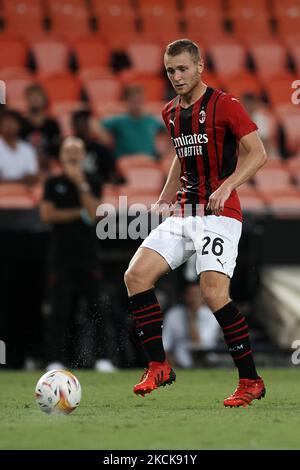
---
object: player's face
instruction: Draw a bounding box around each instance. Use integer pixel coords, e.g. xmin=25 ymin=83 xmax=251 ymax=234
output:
xmin=164 ymin=51 xmax=203 ymax=96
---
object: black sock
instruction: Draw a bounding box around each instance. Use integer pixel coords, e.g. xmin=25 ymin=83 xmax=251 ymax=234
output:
xmin=129 ymin=288 xmax=165 ymax=363
xmin=213 ymin=301 xmax=258 ymax=380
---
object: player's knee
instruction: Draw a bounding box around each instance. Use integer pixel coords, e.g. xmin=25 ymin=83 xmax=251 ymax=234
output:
xmin=200 ymin=284 xmax=227 ymax=311
xmin=124 ymin=266 xmax=144 ymax=291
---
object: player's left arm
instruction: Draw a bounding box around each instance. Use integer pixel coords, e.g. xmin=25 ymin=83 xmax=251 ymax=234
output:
xmin=207 ymin=130 xmax=267 ymax=216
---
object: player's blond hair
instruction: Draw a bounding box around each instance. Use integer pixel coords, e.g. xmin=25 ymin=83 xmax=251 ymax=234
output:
xmin=165 ymin=39 xmax=201 ymax=63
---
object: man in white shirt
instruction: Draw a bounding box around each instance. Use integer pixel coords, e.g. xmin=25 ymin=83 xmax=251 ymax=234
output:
xmin=163 ymin=281 xmax=221 ymax=368
xmin=0 ymin=110 xmax=38 ymax=185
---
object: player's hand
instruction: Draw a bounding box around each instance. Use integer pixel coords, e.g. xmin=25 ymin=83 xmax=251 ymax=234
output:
xmin=150 ymin=199 xmax=175 ymax=217
xmin=206 ymin=184 xmax=233 ymax=216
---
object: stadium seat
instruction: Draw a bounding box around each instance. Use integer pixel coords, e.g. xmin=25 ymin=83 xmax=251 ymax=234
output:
xmin=94 ymin=100 xmax=127 ymax=119
xmin=51 ymin=101 xmax=88 ymax=136
xmin=139 ymin=5 xmax=180 ymax=37
xmin=254 ymin=168 xmax=295 ymax=194
xmin=5 ymin=76 xmax=34 ymax=111
xmin=2 ymin=0 xmax=45 ymax=35
xmin=286 ymin=155 xmax=300 ymax=174
xmin=84 ymin=77 xmax=122 ymax=109
xmin=39 ymin=73 xmax=82 ymax=104
xmin=184 ymin=4 xmax=225 ymax=36
xmin=231 ymin=10 xmax=271 ymax=38
xmin=249 ymin=40 xmax=289 ymax=79
xmin=78 ymin=67 xmax=115 ymax=83
xmin=273 ymin=0 xmax=300 ymax=35
xmin=117 ymin=155 xmax=164 ymax=191
xmin=119 ymin=71 xmax=166 ymax=101
xmin=264 ymin=74 xmax=297 ymax=107
xmin=238 ymin=195 xmax=266 ymax=212
xmin=278 ymin=112 xmax=300 ymax=155
xmin=0 ymin=67 xmax=32 ymax=79
xmin=47 ymin=0 xmax=91 ymax=38
xmin=127 ymin=42 xmax=163 ymax=74
xmin=32 ymin=40 xmax=70 ymax=76
xmin=92 ymin=2 xmax=136 ymax=39
xmin=264 ymin=194 xmax=300 ymax=218
xmin=0 ymin=184 xmax=36 ymax=209
xmin=207 ymin=40 xmax=247 ymax=77
xmin=0 ymin=36 xmax=29 ymax=68
xmin=72 ymin=37 xmax=109 ymax=71
xmin=221 ymin=72 xmax=262 ymax=98
xmin=287 ymin=42 xmax=300 ymax=73
xmin=237 ymin=182 xmax=260 ymax=197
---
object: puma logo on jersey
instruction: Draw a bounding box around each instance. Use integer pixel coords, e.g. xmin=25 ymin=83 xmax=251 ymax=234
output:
xmin=169 ymin=117 xmax=176 ymax=127
xmin=217 ymin=258 xmax=226 ymax=268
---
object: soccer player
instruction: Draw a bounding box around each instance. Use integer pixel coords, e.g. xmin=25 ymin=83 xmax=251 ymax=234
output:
xmin=124 ymin=39 xmax=267 ymax=407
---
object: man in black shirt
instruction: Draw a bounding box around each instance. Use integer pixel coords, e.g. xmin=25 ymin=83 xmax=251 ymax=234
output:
xmin=72 ymin=110 xmax=117 ymax=183
xmin=41 ymin=137 xmax=116 ymax=371
xmin=21 ymin=84 xmax=61 ymax=166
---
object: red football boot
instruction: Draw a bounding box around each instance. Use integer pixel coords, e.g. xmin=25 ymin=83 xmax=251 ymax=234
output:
xmin=133 ymin=360 xmax=176 ymax=396
xmin=224 ymin=377 xmax=266 ymax=407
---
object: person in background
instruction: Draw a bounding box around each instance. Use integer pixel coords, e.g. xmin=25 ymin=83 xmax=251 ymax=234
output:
xmin=163 ymin=282 xmax=220 ymax=368
xmin=40 ymin=137 xmax=116 ymax=372
xmin=21 ymin=84 xmax=61 ymax=168
xmin=0 ymin=109 xmax=39 ymax=185
xmin=72 ymin=110 xmax=118 ymax=183
xmin=242 ymin=93 xmax=275 ymax=156
xmin=98 ymin=85 xmax=166 ymax=160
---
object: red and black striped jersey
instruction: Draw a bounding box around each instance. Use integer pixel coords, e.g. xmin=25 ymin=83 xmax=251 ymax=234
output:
xmin=162 ymin=87 xmax=258 ymax=222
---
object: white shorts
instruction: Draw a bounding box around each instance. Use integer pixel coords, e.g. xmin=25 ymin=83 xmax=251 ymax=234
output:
xmin=141 ymin=215 xmax=242 ymax=278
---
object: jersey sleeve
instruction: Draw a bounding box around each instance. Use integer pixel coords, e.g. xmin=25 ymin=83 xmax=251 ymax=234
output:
xmin=219 ymin=94 xmax=258 ymax=140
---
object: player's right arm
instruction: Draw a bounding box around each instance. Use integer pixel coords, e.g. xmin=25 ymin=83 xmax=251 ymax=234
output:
xmin=152 ymin=156 xmax=181 ymax=214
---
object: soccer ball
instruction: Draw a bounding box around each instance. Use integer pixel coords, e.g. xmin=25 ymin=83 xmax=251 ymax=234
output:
xmin=35 ymin=369 xmax=81 ymax=415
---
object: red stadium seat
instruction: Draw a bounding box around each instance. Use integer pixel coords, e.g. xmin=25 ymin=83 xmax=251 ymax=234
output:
xmin=201 ymin=71 xmax=221 ymax=90
xmin=127 ymin=42 xmax=163 ymax=74
xmin=32 ymin=40 xmax=70 ymax=76
xmin=78 ymin=67 xmax=115 ymax=82
xmin=273 ymin=0 xmax=300 ymax=35
xmin=264 ymin=74 xmax=297 ymax=106
xmin=84 ymin=77 xmax=122 ymax=109
xmin=264 ymin=194 xmax=300 ymax=218
xmin=287 ymin=42 xmax=300 ymax=73
xmin=278 ymin=111 xmax=300 ymax=155
xmin=221 ymin=72 xmax=262 ymax=98
xmin=0 ymin=36 xmax=29 ymax=68
xmin=238 ymin=195 xmax=266 ymax=212
xmin=237 ymin=182 xmax=260 ymax=197
xmin=184 ymin=4 xmax=225 ymax=36
xmin=5 ymin=76 xmax=34 ymax=111
xmin=47 ymin=0 xmax=91 ymax=38
xmin=254 ymin=168 xmax=294 ymax=193
xmin=39 ymin=73 xmax=82 ymax=104
xmin=92 ymin=2 xmax=136 ymax=39
xmin=117 ymin=155 xmax=164 ymax=193
xmin=94 ymin=101 xmax=127 ymax=119
xmin=231 ymin=10 xmax=271 ymax=38
xmin=0 ymin=184 xmax=36 ymax=209
xmin=119 ymin=71 xmax=165 ymax=101
xmin=249 ymin=40 xmax=289 ymax=79
xmin=72 ymin=37 xmax=109 ymax=71
xmin=207 ymin=41 xmax=247 ymax=77
xmin=139 ymin=5 xmax=180 ymax=37
xmin=2 ymin=0 xmax=45 ymax=35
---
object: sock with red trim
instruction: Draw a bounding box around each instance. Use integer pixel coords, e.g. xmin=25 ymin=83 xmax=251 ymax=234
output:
xmin=129 ymin=288 xmax=165 ymax=363
xmin=213 ymin=301 xmax=258 ymax=380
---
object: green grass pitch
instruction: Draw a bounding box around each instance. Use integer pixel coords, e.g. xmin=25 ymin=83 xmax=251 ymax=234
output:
xmin=1 ymin=368 xmax=300 ymax=450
